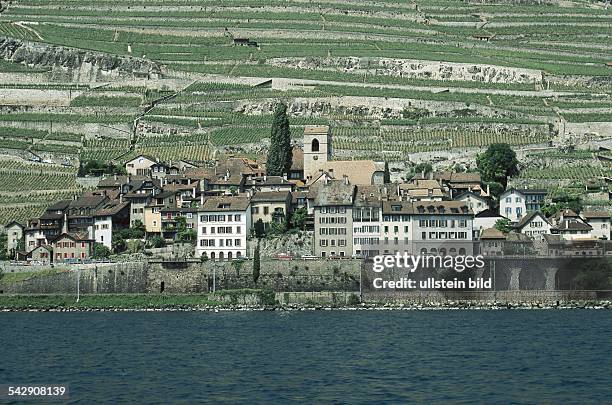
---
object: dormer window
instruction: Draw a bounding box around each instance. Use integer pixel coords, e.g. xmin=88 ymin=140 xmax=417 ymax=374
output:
xmin=219 ymin=203 xmax=230 ymax=209
xmin=391 ymin=205 xmax=401 ymax=212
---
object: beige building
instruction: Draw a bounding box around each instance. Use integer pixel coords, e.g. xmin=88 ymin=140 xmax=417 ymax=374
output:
xmin=311 ymin=178 xmax=356 ymax=258
xmin=52 ymin=233 xmax=93 ymax=262
xmin=250 ymin=191 xmax=291 ymax=230
xmin=4 ymin=221 xmax=24 ymax=256
xmin=125 ymin=155 xmax=157 ymax=176
xmin=28 ymin=245 xmax=53 ymax=264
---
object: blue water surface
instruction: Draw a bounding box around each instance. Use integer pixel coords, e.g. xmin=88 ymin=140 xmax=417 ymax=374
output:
xmin=1 ymin=310 xmax=612 ymax=403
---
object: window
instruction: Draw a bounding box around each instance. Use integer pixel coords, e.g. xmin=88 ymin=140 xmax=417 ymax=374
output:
xmin=252 ymin=207 xmax=259 ymax=214
xmin=311 ymin=138 xmax=320 ymax=152
xmin=235 ymin=214 xmax=241 ymax=221
xmin=505 ymin=197 xmax=511 ymax=203
xmin=264 ymin=207 xmax=269 ymax=215
xmin=235 ymin=239 xmax=241 ymax=247
xmin=515 ymin=197 xmax=522 ymax=203
xmin=236 ymin=226 xmax=241 ymax=234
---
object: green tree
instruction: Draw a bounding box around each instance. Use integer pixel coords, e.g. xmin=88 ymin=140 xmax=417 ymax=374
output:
xmin=0 ymin=232 xmax=8 ymax=261
xmin=383 ymin=161 xmax=391 ymax=184
xmin=112 ymin=236 xmax=127 ymax=253
xmin=269 ymin=220 xmax=287 ymax=236
xmin=266 ymin=102 xmax=292 ymax=176
xmin=254 ymin=219 xmax=265 ymax=238
xmin=494 ymin=218 xmax=512 ymax=233
xmin=413 ymin=162 xmax=433 ymax=176
xmin=228 ymin=186 xmax=238 ymax=196
xmin=176 ymin=217 xmax=196 ymax=243
xmin=253 ymin=241 xmax=261 ymax=283
xmin=290 ymin=207 xmax=308 ymax=231
xmin=200 ymin=252 xmax=208 ymax=263
xmin=92 ymin=243 xmax=111 ymax=259
xmin=476 ymin=143 xmax=519 ymax=190
xmin=149 ymin=236 xmax=166 ymax=248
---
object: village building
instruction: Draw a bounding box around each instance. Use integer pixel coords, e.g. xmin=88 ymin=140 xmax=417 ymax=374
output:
xmin=51 ymin=232 xmax=94 ymax=262
xmin=27 ymin=245 xmax=53 ymax=264
xmin=479 ymin=228 xmax=506 ymax=256
xmin=352 ymin=186 xmax=384 ymax=257
xmin=500 ymin=188 xmax=547 ymax=221
xmin=473 ymin=208 xmax=504 ymax=240
xmin=381 ymin=200 xmax=413 ymax=255
xmin=244 ymin=176 xmax=294 ymax=193
xmin=93 ymin=201 xmax=131 ymax=249
xmin=514 ymin=211 xmax=551 ymax=239
xmin=161 ymin=207 xmax=197 ymax=240
xmin=4 ymin=221 xmax=24 ymax=256
xmin=410 ymin=201 xmax=474 ymax=255
xmin=549 ymin=209 xmax=593 ymax=241
xmin=311 ymin=177 xmax=356 ymax=258
xmin=196 ymin=196 xmax=251 ymax=260
xmin=39 ymin=200 xmax=71 ymax=241
xmin=67 ymin=194 xmax=109 ymax=236
xmin=454 ymin=190 xmax=490 ymax=215
xmin=398 ymin=179 xmax=446 ymax=202
xmin=123 ymin=178 xmax=162 ymax=226
xmin=433 ymin=172 xmax=489 ymax=198
xmin=582 ymin=211 xmax=611 ymax=240
xmin=288 ymin=147 xmax=304 ymax=181
xmin=125 ymin=154 xmax=157 ymax=177
xmin=24 ymin=218 xmax=48 ymax=251
xmin=250 ymin=190 xmax=292 ymax=230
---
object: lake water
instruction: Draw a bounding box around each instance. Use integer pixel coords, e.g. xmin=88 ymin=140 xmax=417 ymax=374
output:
xmin=2 ymin=310 xmax=612 ymax=403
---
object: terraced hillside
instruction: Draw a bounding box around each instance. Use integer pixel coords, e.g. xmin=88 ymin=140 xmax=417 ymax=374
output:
xmin=0 ymin=0 xmax=611 ymax=223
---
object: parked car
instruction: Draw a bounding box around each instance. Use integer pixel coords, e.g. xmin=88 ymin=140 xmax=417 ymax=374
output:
xmin=276 ymin=253 xmax=293 ymax=261
xmin=301 ymin=254 xmax=317 ymax=260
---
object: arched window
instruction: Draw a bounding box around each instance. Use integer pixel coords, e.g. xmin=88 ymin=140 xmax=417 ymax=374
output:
xmin=311 ymin=138 xmax=320 ymax=152
xmin=439 ymin=248 xmax=447 ymax=257
xmin=449 ymin=248 xmax=457 ymax=256
xmin=459 ymin=248 xmax=466 ymax=255
xmin=210 ymin=252 xmax=216 ymax=260
xmin=228 ymin=252 xmax=233 ymax=260
xmin=219 ymin=252 xmax=224 ymax=260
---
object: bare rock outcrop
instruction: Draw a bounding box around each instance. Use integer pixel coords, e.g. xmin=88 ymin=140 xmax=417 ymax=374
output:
xmin=0 ymin=37 xmax=161 ymax=82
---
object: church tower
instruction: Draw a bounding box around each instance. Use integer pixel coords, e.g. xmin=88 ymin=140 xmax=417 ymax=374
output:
xmin=303 ymin=126 xmax=332 ymax=178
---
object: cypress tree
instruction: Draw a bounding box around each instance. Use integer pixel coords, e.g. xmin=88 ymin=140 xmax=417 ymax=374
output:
xmin=267 ymin=102 xmax=292 ymax=175
xmin=383 ymin=161 xmax=391 ymax=184
xmin=253 ymin=241 xmax=261 ymax=284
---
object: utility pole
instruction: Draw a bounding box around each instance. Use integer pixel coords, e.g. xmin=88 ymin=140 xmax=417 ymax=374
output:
xmin=76 ymin=267 xmax=81 ymax=303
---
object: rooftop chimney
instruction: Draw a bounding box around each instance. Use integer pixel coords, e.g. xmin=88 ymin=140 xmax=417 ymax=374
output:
xmin=192 ymin=187 xmax=196 ymax=199
xmin=343 ymin=175 xmax=349 ymax=185
xmin=114 ymin=174 xmax=118 ymax=181
xmin=200 ymin=194 xmax=204 ymax=206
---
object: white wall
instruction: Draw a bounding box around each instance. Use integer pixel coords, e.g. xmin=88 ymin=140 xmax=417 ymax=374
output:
xmin=94 ymin=216 xmax=113 ymax=249
xmin=197 ymin=209 xmax=251 ymax=260
xmin=500 ymin=191 xmax=527 ymax=221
